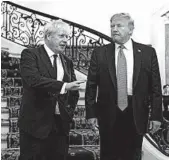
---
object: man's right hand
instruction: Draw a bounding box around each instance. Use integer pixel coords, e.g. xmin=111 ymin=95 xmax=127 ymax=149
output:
xmin=87 ymin=118 xmax=99 ymax=132
xmin=65 ymin=80 xmax=86 ymax=91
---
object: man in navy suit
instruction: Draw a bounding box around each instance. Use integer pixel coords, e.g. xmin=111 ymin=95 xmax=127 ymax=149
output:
xmin=85 ymin=13 xmax=162 ymax=160
xmin=19 ymin=20 xmax=85 ymax=160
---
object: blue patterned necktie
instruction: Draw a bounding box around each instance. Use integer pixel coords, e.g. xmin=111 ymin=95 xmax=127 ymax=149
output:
xmin=117 ymin=45 xmax=128 ymax=111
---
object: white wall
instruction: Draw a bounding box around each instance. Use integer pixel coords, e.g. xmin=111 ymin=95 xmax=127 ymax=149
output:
xmin=150 ymin=6 xmax=169 ymax=86
xmin=151 ymin=16 xmax=166 ymax=86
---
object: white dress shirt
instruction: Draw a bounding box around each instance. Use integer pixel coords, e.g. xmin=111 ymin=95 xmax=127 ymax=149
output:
xmin=44 ymin=44 xmax=67 ymax=114
xmin=115 ymin=39 xmax=133 ymax=95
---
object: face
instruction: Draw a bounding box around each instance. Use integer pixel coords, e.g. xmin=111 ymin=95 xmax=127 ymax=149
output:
xmin=47 ymin=27 xmax=69 ymax=54
xmin=111 ymin=17 xmax=133 ymax=44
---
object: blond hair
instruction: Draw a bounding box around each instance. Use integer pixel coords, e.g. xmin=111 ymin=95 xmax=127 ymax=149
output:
xmin=110 ymin=13 xmax=134 ymax=30
xmin=44 ymin=19 xmax=71 ymax=39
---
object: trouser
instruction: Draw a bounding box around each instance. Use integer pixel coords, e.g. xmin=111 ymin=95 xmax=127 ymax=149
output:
xmin=163 ymin=96 xmax=169 ymax=111
xmin=19 ymin=115 xmax=69 ymax=160
xmin=100 ymin=96 xmax=143 ymax=160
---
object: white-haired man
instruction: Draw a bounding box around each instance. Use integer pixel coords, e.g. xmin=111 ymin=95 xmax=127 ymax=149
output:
xmin=85 ymin=13 xmax=162 ymax=160
xmin=19 ymin=19 xmax=85 ymax=160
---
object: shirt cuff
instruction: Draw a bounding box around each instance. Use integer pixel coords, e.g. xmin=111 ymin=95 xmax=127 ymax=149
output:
xmin=60 ymin=83 xmax=67 ymax=94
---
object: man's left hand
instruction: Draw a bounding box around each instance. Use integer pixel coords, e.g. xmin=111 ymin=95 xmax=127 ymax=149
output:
xmin=149 ymin=120 xmax=161 ymax=134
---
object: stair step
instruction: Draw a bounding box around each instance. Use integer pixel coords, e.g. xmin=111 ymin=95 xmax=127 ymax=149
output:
xmin=1 ymin=97 xmax=8 ymax=108
xmin=1 ymin=119 xmax=9 ymax=134
xmin=2 ymin=87 xmax=23 ymax=97
xmin=1 ymin=47 xmax=9 ymax=51
xmin=1 ymin=148 xmax=20 ymax=160
xmin=1 ymin=108 xmax=9 ymax=119
xmin=1 ymin=129 xmax=99 ymax=149
xmin=79 ymin=90 xmax=85 ymax=97
xmin=1 ymin=134 xmax=8 ymax=149
xmin=1 ymin=146 xmax=100 ymax=160
xmin=74 ymin=105 xmax=85 ymax=118
xmin=1 ymin=77 xmax=22 ymax=87
xmin=77 ymin=98 xmax=85 ymax=105
xmin=1 ymin=69 xmax=20 ymax=78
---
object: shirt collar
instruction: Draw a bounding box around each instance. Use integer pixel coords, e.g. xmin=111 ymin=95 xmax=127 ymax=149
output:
xmin=44 ymin=44 xmax=57 ymax=58
xmin=115 ymin=38 xmax=132 ymax=50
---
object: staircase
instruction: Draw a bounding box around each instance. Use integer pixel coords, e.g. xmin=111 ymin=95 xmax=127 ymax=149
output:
xmin=1 ymin=46 xmax=101 ymax=159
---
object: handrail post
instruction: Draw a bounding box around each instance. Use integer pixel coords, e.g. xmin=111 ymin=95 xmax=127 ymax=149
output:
xmin=5 ymin=2 xmax=7 ymax=38
xmin=72 ymin=25 xmax=75 ymax=60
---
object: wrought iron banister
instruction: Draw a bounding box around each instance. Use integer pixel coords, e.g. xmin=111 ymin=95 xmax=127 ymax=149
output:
xmin=1 ymin=1 xmax=111 ymax=75
xmin=2 ymin=1 xmax=112 ymax=42
xmin=145 ymin=115 xmax=169 ymax=156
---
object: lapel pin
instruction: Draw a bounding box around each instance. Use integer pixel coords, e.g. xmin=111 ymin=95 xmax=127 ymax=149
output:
xmin=138 ymin=49 xmax=141 ymax=52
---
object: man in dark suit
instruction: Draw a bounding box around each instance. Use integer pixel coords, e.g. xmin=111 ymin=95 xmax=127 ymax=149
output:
xmin=19 ymin=20 xmax=85 ymax=160
xmin=85 ymin=13 xmax=163 ymax=160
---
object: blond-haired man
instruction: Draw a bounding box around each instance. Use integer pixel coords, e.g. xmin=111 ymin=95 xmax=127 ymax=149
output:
xmin=85 ymin=13 xmax=162 ymax=160
xmin=19 ymin=20 xmax=84 ymax=160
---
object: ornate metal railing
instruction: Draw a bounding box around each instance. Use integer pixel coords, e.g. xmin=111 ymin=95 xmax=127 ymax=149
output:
xmin=1 ymin=1 xmax=169 ymax=157
xmin=145 ymin=113 xmax=169 ymax=156
xmin=1 ymin=1 xmax=111 ymax=74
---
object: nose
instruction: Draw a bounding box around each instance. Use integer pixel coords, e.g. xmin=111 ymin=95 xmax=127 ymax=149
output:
xmin=63 ymin=36 xmax=69 ymax=42
xmin=112 ymin=25 xmax=118 ymax=31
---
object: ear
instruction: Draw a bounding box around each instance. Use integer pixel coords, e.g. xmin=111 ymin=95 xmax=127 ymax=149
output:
xmin=46 ymin=34 xmax=51 ymax=40
xmin=129 ymin=24 xmax=134 ymax=35
xmin=129 ymin=27 xmax=134 ymax=35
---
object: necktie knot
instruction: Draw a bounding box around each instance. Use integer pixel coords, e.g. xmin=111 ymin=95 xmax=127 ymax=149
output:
xmin=53 ymin=54 xmax=58 ymax=58
xmin=119 ymin=45 xmax=125 ymax=50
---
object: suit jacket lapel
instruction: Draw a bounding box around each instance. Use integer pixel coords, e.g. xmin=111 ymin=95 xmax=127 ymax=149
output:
xmin=106 ymin=43 xmax=117 ymax=90
xmin=39 ymin=45 xmax=56 ymax=78
xmin=105 ymin=41 xmax=142 ymax=91
xmin=133 ymin=41 xmax=142 ymax=89
xmin=60 ymin=53 xmax=70 ymax=82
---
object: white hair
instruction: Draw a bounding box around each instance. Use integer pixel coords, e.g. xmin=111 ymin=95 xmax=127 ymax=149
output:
xmin=44 ymin=19 xmax=71 ymax=39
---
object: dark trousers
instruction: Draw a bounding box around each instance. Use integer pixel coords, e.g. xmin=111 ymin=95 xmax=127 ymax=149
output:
xmin=163 ymin=96 xmax=169 ymax=111
xmin=19 ymin=115 xmax=69 ymax=160
xmin=100 ymin=97 xmax=143 ymax=160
